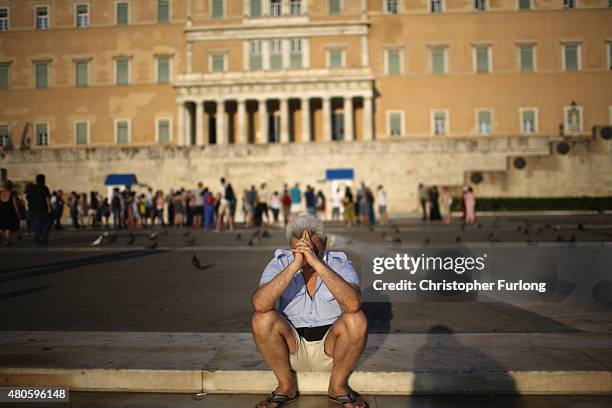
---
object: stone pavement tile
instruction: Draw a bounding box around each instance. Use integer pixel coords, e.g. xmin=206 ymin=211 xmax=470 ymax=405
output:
xmin=0 ymin=331 xmax=124 ymax=347
xmin=579 ymin=349 xmax=612 ymax=370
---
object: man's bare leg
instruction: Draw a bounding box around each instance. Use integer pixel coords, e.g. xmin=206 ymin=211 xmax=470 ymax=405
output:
xmin=252 ymin=311 xmax=298 ymax=408
xmin=324 ymin=311 xmax=368 ymax=408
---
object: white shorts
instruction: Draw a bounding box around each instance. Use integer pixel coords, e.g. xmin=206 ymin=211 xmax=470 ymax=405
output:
xmin=288 ymin=324 xmax=334 ymax=372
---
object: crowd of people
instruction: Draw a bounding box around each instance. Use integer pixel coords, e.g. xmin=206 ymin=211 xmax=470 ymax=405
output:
xmin=418 ymin=183 xmax=477 ymax=224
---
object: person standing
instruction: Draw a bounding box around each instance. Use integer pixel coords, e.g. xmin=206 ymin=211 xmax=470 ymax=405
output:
xmin=343 ymin=186 xmax=355 ymax=227
xmin=365 ymin=186 xmax=375 ymax=226
xmin=428 ymin=186 xmax=442 ymax=222
xmin=316 ymin=190 xmax=326 ymax=220
xmin=173 ymin=191 xmax=185 ymax=228
xmin=259 ymin=183 xmax=270 ymax=224
xmin=216 ymin=178 xmax=229 ymax=231
xmin=280 ymin=188 xmax=292 ymax=226
xmin=166 ymin=189 xmax=175 ymax=227
xmin=418 ymin=183 xmax=428 ymax=221
xmin=192 ymin=182 xmax=204 ymax=228
xmin=0 ymin=180 xmax=20 ymax=245
xmin=67 ymin=191 xmax=80 ymax=230
xmin=25 ymin=174 xmax=52 ymax=246
xmin=304 ymin=185 xmax=316 ymax=216
xmin=290 ymin=183 xmax=301 ymax=214
xmin=154 ymin=191 xmax=165 ymax=226
xmin=270 ymin=191 xmax=281 ymax=225
xmin=225 ymin=183 xmax=236 ymax=231
xmin=464 ymin=187 xmax=476 ymax=225
xmin=377 ymin=185 xmax=388 ymax=224
xmin=111 ymin=188 xmax=122 ymax=229
xmin=439 ymin=187 xmax=453 ymax=225
xmin=53 ymin=190 xmax=65 ymax=230
xmin=203 ymin=188 xmax=216 ymax=230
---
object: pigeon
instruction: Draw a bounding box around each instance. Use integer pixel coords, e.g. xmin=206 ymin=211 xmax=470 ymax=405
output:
xmin=262 ymin=230 xmax=271 ymax=238
xmin=191 ymin=254 xmax=201 ymax=269
xmin=568 ymin=234 xmax=576 ymax=243
xmin=182 ymin=230 xmax=190 ymax=237
xmin=160 ymin=229 xmax=168 ymax=236
xmin=423 ymin=237 xmax=431 ymax=246
xmin=92 ymin=235 xmax=104 ymax=246
xmin=147 ymin=241 xmax=158 ymax=250
xmin=109 ymin=233 xmax=118 ymax=243
xmin=235 ymin=233 xmax=242 ymax=240
xmin=477 ymin=223 xmax=483 ymax=229
xmin=381 ymin=232 xmax=392 ymax=241
xmin=455 ymin=236 xmax=462 ymax=243
xmin=486 ymin=232 xmax=494 ymax=241
xmin=368 ymin=226 xmax=374 ymax=232
xmin=523 ymin=228 xmax=530 ymax=236
xmin=393 ymin=225 xmax=400 ymax=234
xmin=252 ymin=229 xmax=262 ymax=239
xmin=577 ymin=224 xmax=585 ymax=231
xmin=517 ymin=226 xmax=523 ymax=232
xmin=186 ymin=237 xmax=196 ymax=245
xmin=555 ymin=235 xmax=565 ymax=242
xmin=392 ymin=237 xmax=402 ymax=243
xmin=536 ymin=227 xmax=543 ymax=234
xmin=248 ymin=239 xmax=254 ymax=246
xmin=150 ymin=231 xmax=159 ymax=240
xmin=127 ymin=233 xmax=135 ymax=245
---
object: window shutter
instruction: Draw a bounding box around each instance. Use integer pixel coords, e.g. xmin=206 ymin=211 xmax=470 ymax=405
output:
xmin=212 ymin=0 xmax=223 ymax=18
xmin=157 ymin=58 xmax=170 ymax=83
xmin=250 ymin=0 xmax=261 ymax=16
xmin=36 ymin=63 xmax=48 ymax=88
xmin=564 ymin=46 xmax=578 ymax=71
xmin=117 ymin=3 xmax=128 ymax=24
xmin=329 ymin=0 xmax=341 ymax=14
xmin=330 ymin=50 xmax=342 ymax=68
xmin=158 ymin=0 xmax=170 ymax=22
xmin=117 ymin=122 xmax=128 ymax=144
xmin=388 ymin=50 xmax=400 ymax=74
xmin=76 ymin=61 xmax=88 ymax=86
xmin=520 ymin=47 xmax=533 ymax=72
xmin=390 ymin=114 xmax=401 ymax=135
xmin=116 ymin=60 xmax=128 ymax=84
xmin=158 ymin=120 xmax=170 ymax=143
xmin=76 ymin=122 xmax=88 ymax=144
xmin=0 ymin=64 xmax=8 ymax=89
xmin=432 ymin=48 xmax=445 ymax=74
xmin=476 ymin=48 xmax=489 ymax=73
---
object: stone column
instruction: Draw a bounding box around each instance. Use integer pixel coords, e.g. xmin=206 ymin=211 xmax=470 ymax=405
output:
xmin=237 ymin=98 xmax=247 ymax=144
xmin=186 ymin=102 xmax=193 ymax=145
xmin=177 ymin=101 xmax=185 ymax=145
xmin=301 ymin=97 xmax=310 ymax=142
xmin=216 ymin=99 xmax=226 ymax=145
xmin=363 ymin=95 xmax=373 ymax=141
xmin=280 ymin=97 xmax=289 ymax=143
xmin=322 ymin=96 xmax=332 ymax=142
xmin=196 ymin=100 xmax=205 ymax=145
xmin=258 ymin=99 xmax=268 ymax=144
xmin=344 ymin=96 xmax=354 ymax=141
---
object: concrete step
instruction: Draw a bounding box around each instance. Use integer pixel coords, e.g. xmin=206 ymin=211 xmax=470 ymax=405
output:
xmin=1 ymin=331 xmax=611 ymax=395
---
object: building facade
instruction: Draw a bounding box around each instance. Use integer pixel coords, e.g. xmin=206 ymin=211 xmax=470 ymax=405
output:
xmin=1 ymin=0 xmax=612 ymax=212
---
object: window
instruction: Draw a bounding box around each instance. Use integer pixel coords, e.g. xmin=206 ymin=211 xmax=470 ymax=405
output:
xmin=115 ymin=58 xmax=130 ymax=85
xmin=211 ymin=54 xmax=225 ymax=72
xmin=519 ymin=45 xmax=535 ymax=72
xmin=157 ymin=118 xmax=171 ymax=143
xmin=474 ymin=0 xmax=487 ymax=11
xmin=290 ymin=39 xmax=303 ymax=69
xmin=116 ymin=2 xmax=129 ymax=25
xmin=212 ymin=0 xmax=223 ymax=18
xmin=290 ymin=0 xmax=301 ymax=15
xmin=563 ymin=44 xmax=580 ymax=71
xmin=474 ymin=46 xmax=490 ymax=73
xmin=157 ymin=0 xmax=170 ymax=23
xmin=520 ymin=108 xmax=537 ymax=134
xmin=564 ymin=105 xmax=582 ymax=134
xmin=0 ymin=125 xmax=9 ymax=147
xmin=35 ymin=123 xmax=49 ymax=146
xmin=564 ymin=0 xmax=575 ymax=9
xmin=269 ymin=40 xmax=282 ymax=69
xmin=328 ymin=49 xmax=344 ymax=68
xmin=430 ymin=0 xmax=443 ymax=13
xmin=0 ymin=63 xmax=9 ymax=89
xmin=115 ymin=120 xmax=130 ymax=144
xmin=76 ymin=4 xmax=88 ymax=27
xmin=249 ymin=40 xmax=263 ymax=70
xmin=607 ymin=43 xmax=612 ymax=70
xmin=430 ymin=47 xmax=446 ymax=74
xmin=157 ymin=57 xmax=170 ymax=83
xmin=0 ymin=7 xmax=9 ymax=31
xmin=75 ymin=61 xmax=88 ymax=86
xmin=35 ymin=6 xmax=49 ymax=30
xmin=250 ymin=0 xmax=261 ymax=16
xmin=432 ymin=110 xmax=447 ymax=135
xmin=270 ymin=0 xmax=281 ymax=16
xmin=518 ymin=0 xmax=531 ymax=10
xmin=75 ymin=121 xmax=89 ymax=145
xmin=386 ymin=0 xmax=399 ymax=14
xmin=35 ymin=63 xmax=48 ymax=89
xmin=476 ymin=110 xmax=492 ymax=135
xmin=328 ymin=0 xmax=341 ymax=14
xmin=387 ymin=111 xmax=404 ymax=136
xmin=385 ymin=48 xmax=402 ymax=75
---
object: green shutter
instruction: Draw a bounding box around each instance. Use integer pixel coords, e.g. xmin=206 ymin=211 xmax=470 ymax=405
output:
xmin=116 ymin=121 xmax=128 ymax=144
xmin=36 ymin=123 xmax=48 ymax=145
xmin=522 ymin=110 xmax=535 ymax=133
xmin=212 ymin=55 xmax=225 ymax=72
xmin=250 ymin=0 xmax=261 ymax=16
xmin=270 ymin=54 xmax=282 ymax=69
xmin=564 ymin=45 xmax=578 ymax=71
xmin=387 ymin=50 xmax=400 ymax=74
xmin=35 ymin=63 xmax=48 ymax=88
xmin=329 ymin=0 xmax=340 ymax=14
xmin=76 ymin=61 xmax=88 ymax=86
xmin=116 ymin=60 xmax=128 ymax=84
xmin=212 ymin=0 xmax=223 ymax=18
xmin=290 ymin=53 xmax=302 ymax=69
xmin=520 ymin=46 xmax=533 ymax=72
xmin=158 ymin=0 xmax=170 ymax=23
xmin=157 ymin=58 xmax=170 ymax=83
xmin=329 ymin=50 xmax=342 ymax=68
xmin=0 ymin=64 xmax=9 ymax=89
xmin=519 ymin=0 xmax=531 ymax=10
xmin=431 ymin=47 xmax=445 ymax=74
xmin=0 ymin=125 xmax=9 ymax=147
xmin=390 ymin=113 xmax=402 ymax=136
xmin=476 ymin=47 xmax=489 ymax=73
xmin=478 ymin=111 xmax=491 ymax=134
xmin=117 ymin=2 xmax=128 ymax=25
xmin=158 ymin=120 xmax=170 ymax=143
xmin=76 ymin=122 xmax=88 ymax=144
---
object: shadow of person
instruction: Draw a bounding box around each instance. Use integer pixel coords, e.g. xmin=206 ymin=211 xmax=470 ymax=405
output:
xmin=359 ymin=285 xmax=393 ymax=367
xmin=410 ymin=325 xmax=518 ymax=407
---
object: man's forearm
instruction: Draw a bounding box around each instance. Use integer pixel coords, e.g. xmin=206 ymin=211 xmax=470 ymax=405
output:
xmin=312 ymin=260 xmax=361 ymax=313
xmin=252 ymin=260 xmax=301 ymax=313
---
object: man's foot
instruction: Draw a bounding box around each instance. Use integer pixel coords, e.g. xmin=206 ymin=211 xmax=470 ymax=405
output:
xmin=254 ymin=385 xmax=297 ymax=408
xmin=328 ymin=386 xmax=368 ymax=408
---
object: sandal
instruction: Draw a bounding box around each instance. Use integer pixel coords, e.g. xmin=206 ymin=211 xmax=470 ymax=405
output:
xmin=328 ymin=390 xmax=369 ymax=408
xmin=255 ymin=390 xmax=299 ymax=407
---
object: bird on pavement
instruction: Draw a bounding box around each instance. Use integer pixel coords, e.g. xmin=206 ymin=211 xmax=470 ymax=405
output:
xmin=191 ymin=254 xmax=201 ymax=269
xmin=568 ymin=234 xmax=576 ymax=243
xmin=423 ymin=237 xmax=431 ymax=246
xmin=182 ymin=230 xmax=190 ymax=237
xmin=109 ymin=233 xmax=118 ymax=243
xmin=262 ymin=230 xmax=271 ymax=238
xmin=392 ymin=237 xmax=402 ymax=243
xmin=455 ymin=236 xmax=462 ymax=243
xmin=92 ymin=235 xmax=104 ymax=246
xmin=555 ymin=235 xmax=565 ymax=242
xmin=186 ymin=237 xmax=197 ymax=245
xmin=127 ymin=233 xmax=135 ymax=245
xmin=392 ymin=224 xmax=400 ymax=234
xmin=248 ymin=239 xmax=254 ymax=246
xmin=147 ymin=241 xmax=158 ymax=250
xmin=149 ymin=231 xmax=158 ymax=240
xmin=235 ymin=233 xmax=242 ymax=240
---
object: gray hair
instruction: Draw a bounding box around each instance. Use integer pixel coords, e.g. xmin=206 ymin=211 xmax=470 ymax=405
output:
xmin=285 ymin=214 xmax=326 ymax=242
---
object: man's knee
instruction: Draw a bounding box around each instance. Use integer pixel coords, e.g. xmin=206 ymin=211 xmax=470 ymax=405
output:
xmin=338 ymin=310 xmax=368 ymax=338
xmin=252 ymin=310 xmax=283 ymax=335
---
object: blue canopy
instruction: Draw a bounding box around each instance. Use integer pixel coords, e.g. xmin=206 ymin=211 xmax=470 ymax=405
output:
xmin=325 ymin=168 xmax=354 ymax=180
xmin=104 ymin=174 xmax=138 ymax=186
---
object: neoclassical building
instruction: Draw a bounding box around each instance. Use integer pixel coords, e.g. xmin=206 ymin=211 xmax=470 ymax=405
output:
xmin=1 ymin=0 xmax=611 ymax=148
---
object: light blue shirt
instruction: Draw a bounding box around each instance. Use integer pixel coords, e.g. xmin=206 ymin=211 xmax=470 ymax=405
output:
xmin=259 ymin=249 xmax=360 ymax=328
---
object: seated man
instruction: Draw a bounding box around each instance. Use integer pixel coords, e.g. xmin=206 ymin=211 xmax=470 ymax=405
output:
xmin=252 ymin=215 xmax=369 ymax=408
